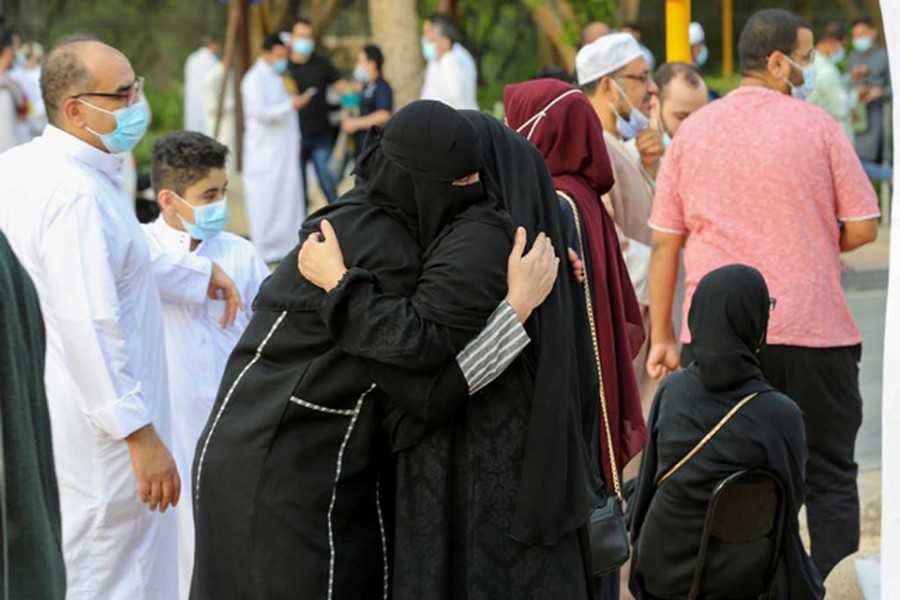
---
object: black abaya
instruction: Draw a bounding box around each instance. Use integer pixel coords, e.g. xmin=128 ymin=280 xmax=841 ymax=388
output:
xmin=628 ymin=266 xmax=823 ymax=600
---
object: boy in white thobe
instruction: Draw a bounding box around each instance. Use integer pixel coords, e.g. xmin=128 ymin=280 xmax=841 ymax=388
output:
xmin=141 ymin=131 xmax=269 ymax=598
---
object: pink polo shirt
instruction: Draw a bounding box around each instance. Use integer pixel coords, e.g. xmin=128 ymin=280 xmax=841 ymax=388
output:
xmin=651 ymin=86 xmax=880 ymax=348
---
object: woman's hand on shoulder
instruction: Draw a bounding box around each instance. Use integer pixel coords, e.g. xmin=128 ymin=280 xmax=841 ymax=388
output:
xmin=298 ymin=219 xmax=348 ymax=292
xmin=505 ymin=227 xmax=559 ymax=323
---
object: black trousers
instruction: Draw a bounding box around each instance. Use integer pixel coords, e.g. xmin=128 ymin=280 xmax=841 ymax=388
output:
xmin=683 ymin=344 xmax=863 ymax=578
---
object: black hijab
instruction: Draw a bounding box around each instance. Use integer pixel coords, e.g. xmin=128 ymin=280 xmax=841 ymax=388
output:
xmin=460 ymin=110 xmax=595 ymax=546
xmin=687 ymin=265 xmax=774 ymax=395
xmin=359 ymin=100 xmax=487 ymax=250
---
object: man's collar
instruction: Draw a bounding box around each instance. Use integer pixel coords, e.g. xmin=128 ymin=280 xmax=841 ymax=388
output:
xmin=41 ymin=124 xmax=124 ymax=180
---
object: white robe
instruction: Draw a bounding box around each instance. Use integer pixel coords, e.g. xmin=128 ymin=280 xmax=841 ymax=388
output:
xmin=0 ymin=75 xmax=22 ymax=153
xmin=420 ymin=43 xmax=479 ymax=109
xmin=241 ymin=58 xmax=305 ymax=263
xmin=0 ymin=125 xmax=177 ymax=599
xmin=9 ymin=65 xmax=45 ymax=138
xmin=204 ymin=62 xmax=237 ymax=175
xmin=184 ymin=47 xmax=220 ymax=134
xmin=142 ymin=218 xmax=269 ymax=599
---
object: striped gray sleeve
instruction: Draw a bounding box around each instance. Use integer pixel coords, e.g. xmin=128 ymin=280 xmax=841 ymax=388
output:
xmin=456 ymin=300 xmax=530 ymax=396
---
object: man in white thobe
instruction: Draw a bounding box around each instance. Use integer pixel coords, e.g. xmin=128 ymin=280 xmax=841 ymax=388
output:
xmin=204 ymin=60 xmax=237 ymax=174
xmin=142 ymin=131 xmax=269 ymax=599
xmin=241 ymin=33 xmax=305 ymax=263
xmin=420 ymin=14 xmax=478 ymax=109
xmin=183 ymin=36 xmax=220 ymax=134
xmin=0 ymin=29 xmax=26 ymax=152
xmin=0 ymin=40 xmax=187 ymax=599
xmin=9 ymin=41 xmax=47 ymax=139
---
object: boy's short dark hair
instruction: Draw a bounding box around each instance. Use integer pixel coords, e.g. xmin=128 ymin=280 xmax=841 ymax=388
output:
xmin=363 ymin=44 xmax=384 ymax=72
xmin=151 ymin=131 xmax=229 ymax=196
xmin=851 ymin=16 xmax=874 ymax=29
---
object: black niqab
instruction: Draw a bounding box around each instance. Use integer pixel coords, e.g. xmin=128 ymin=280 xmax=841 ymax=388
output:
xmin=687 ymin=264 xmax=773 ymax=395
xmin=361 ymin=100 xmax=487 ymax=249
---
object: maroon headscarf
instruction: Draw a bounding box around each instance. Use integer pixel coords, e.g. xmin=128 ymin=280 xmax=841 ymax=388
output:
xmin=504 ymin=79 xmax=648 ymax=492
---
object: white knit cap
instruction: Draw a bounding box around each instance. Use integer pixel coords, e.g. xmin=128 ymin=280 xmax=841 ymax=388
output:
xmin=576 ymin=32 xmax=645 ymax=86
xmin=689 ymin=22 xmax=705 ymax=46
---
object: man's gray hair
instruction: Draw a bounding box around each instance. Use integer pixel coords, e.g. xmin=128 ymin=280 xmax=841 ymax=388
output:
xmin=41 ymin=41 xmax=96 ymax=126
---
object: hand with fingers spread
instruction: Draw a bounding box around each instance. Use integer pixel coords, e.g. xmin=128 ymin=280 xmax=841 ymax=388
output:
xmin=567 ymin=248 xmax=585 ymax=283
xmin=208 ymin=262 xmax=245 ymax=328
xmin=125 ymin=425 xmax=181 ymax=513
xmin=298 ymin=219 xmax=347 ymax=292
xmin=505 ymin=227 xmax=560 ymax=323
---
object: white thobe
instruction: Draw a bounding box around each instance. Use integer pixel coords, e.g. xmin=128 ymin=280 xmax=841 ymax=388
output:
xmin=204 ymin=62 xmax=238 ymax=174
xmin=0 ymin=125 xmax=178 ymax=598
xmin=142 ymin=218 xmax=269 ymax=599
xmin=9 ymin=65 xmax=46 ymax=138
xmin=0 ymin=77 xmax=21 ymax=153
xmin=184 ymin=47 xmax=220 ymax=134
xmin=420 ymin=43 xmax=479 ymax=109
xmin=241 ymin=58 xmax=305 ymax=263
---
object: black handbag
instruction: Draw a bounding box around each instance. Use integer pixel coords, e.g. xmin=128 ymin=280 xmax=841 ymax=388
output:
xmin=558 ymin=192 xmax=631 ymax=578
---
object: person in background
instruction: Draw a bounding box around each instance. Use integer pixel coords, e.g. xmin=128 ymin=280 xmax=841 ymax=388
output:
xmin=809 ymin=23 xmax=854 ymax=141
xmin=9 ymin=41 xmax=46 ymax=138
xmin=142 ymin=131 xmax=268 ymax=599
xmin=420 ymin=13 xmax=478 ymax=109
xmin=0 ymin=29 xmax=26 ymax=152
xmin=288 ymin=17 xmax=341 ymax=205
xmin=647 ymin=9 xmax=880 ymax=579
xmin=655 ymin=62 xmax=708 ymax=145
xmin=184 ymin=35 xmax=221 ymax=135
xmin=342 ymin=44 xmax=392 ymax=160
xmin=630 ymin=266 xmax=823 ymax=600
xmin=577 ymin=32 xmax=663 ymax=409
xmin=0 ymin=38 xmax=184 ymax=597
xmin=241 ymin=33 xmax=305 ymax=263
xmin=621 ymin=22 xmax=656 ymax=71
xmin=582 ymin=21 xmax=612 ymax=46
xmin=0 ymin=230 xmax=67 ymax=599
xmin=848 ymin=16 xmax=893 ymax=182
xmin=689 ymin=22 xmax=708 ymax=68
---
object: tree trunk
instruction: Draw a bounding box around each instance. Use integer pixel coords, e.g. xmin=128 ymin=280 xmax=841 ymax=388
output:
xmin=528 ymin=1 xmax=577 ymax=72
xmin=437 ymin=0 xmax=457 ymax=19
xmin=836 ymin=0 xmax=859 ymax=20
xmin=311 ymin=0 xmax=341 ymax=37
xmin=618 ymin=0 xmax=642 ymax=24
xmin=369 ymin=0 xmax=423 ymax=108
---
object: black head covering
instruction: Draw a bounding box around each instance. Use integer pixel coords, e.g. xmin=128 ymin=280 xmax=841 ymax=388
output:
xmin=459 ymin=110 xmax=595 ymax=546
xmin=688 ymin=265 xmax=773 ymax=394
xmin=359 ymin=100 xmax=487 ymax=249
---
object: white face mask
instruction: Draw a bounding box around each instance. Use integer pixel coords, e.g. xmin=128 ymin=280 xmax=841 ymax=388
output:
xmin=783 ymin=55 xmax=817 ymax=101
xmin=609 ymin=80 xmax=649 ymax=140
xmin=513 ymin=88 xmax=583 ymax=141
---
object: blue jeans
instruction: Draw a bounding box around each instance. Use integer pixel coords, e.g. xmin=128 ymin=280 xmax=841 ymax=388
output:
xmin=861 ymin=160 xmax=894 ymax=183
xmin=301 ymin=132 xmax=338 ymax=205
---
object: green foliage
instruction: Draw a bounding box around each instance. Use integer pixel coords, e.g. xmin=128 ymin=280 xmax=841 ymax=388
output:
xmin=565 ymin=0 xmax=618 ymax=45
xmin=134 ymin=83 xmax=184 ymax=166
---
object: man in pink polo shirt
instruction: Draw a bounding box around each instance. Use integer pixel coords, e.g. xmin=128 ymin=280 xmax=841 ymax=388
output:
xmin=647 ymin=9 xmax=880 ymax=578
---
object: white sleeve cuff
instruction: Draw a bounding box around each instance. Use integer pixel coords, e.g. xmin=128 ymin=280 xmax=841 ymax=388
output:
xmin=86 ymin=384 xmax=152 ymax=439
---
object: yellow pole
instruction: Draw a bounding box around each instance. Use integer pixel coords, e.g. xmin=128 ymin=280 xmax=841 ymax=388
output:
xmin=666 ymin=0 xmax=692 ymax=63
xmin=722 ymin=0 xmax=734 ymax=77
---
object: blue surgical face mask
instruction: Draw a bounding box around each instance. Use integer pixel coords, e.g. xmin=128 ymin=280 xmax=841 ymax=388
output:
xmin=80 ymin=98 xmax=151 ymax=153
xmin=175 ymin=193 xmax=229 ymax=241
xmin=272 ymin=58 xmax=288 ymax=75
xmin=353 ymin=66 xmax=371 ymax=83
xmin=695 ymin=45 xmax=709 ymax=67
xmin=829 ymin=48 xmax=846 ymax=65
xmin=662 ymin=132 xmax=672 ymax=149
xmin=293 ymin=38 xmax=315 ymax=57
xmin=14 ymin=49 xmax=26 ymax=68
xmin=611 ymin=80 xmax=649 ymax=140
xmin=421 ymin=37 xmax=438 ymax=62
xmin=852 ymin=36 xmax=873 ymax=53
xmin=784 ymin=55 xmax=816 ymax=101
